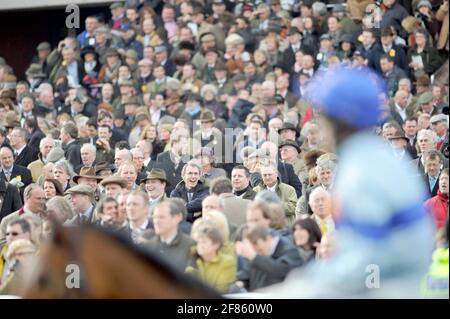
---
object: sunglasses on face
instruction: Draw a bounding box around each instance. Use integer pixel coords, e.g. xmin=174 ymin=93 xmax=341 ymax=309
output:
xmin=6 ymin=232 xmax=20 ymax=236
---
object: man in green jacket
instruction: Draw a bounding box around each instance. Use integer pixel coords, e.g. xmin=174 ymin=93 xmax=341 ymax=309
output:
xmin=253 ymin=161 xmax=297 ymax=225
xmin=145 ymin=200 xmax=195 ymax=271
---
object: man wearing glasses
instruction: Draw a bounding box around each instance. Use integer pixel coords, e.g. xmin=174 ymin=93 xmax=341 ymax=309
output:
xmin=0 ymin=219 xmax=32 ymax=286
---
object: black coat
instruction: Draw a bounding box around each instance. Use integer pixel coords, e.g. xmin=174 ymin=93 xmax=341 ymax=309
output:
xmin=14 ymin=145 xmax=39 ymax=168
xmin=234 ymin=185 xmax=257 ymax=201
xmin=423 ymin=173 xmax=441 ymax=199
xmin=156 ymin=151 xmax=186 ymax=194
xmin=28 ymin=128 xmax=46 ymax=152
xmin=238 ymin=236 xmax=303 ymax=291
xmin=170 ymin=180 xmax=209 ymax=223
xmin=162 ymin=59 xmax=176 ymax=77
xmin=0 ymin=177 xmax=23 ymax=222
xmin=0 ymin=165 xmax=33 ymax=200
xmin=64 ymin=140 xmax=82 ymax=170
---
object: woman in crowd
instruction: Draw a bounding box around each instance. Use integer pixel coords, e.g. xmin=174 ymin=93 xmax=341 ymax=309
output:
xmin=292 ymin=217 xmax=322 ymax=264
xmin=53 ymin=159 xmax=75 ymax=192
xmin=43 ymin=178 xmax=64 ymax=200
xmin=186 ymin=220 xmax=236 ymax=293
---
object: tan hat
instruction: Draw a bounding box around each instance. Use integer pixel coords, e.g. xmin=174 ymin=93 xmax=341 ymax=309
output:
xmin=100 ymin=176 xmax=128 ymax=188
xmin=37 ymin=42 xmax=51 ymax=51
xmin=200 ymin=110 xmax=216 ymax=123
xmin=73 ymin=167 xmax=103 ymax=184
xmin=4 ymin=111 xmax=20 ymax=128
xmin=65 ymin=184 xmax=95 ymax=197
xmin=417 ymin=92 xmax=433 ymax=105
xmin=164 ymin=96 xmax=180 ymax=107
xmin=261 ymin=96 xmax=278 ymax=106
xmin=140 ymin=168 xmax=169 ymax=185
xmin=122 ymin=95 xmax=140 ymax=106
xmin=225 ymin=33 xmax=245 ymax=46
xmin=25 ymin=63 xmax=46 ymax=78
xmin=125 ymin=49 xmax=139 ymax=61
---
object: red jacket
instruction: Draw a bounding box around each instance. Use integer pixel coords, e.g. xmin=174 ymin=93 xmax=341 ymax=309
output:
xmin=424 ymin=190 xmax=449 ymax=230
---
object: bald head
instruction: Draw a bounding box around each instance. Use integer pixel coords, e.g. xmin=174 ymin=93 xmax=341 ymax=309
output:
xmin=115 ymin=149 xmax=132 ymax=168
xmin=202 ymin=195 xmax=223 ymax=214
xmin=394 ymin=90 xmax=408 ymax=109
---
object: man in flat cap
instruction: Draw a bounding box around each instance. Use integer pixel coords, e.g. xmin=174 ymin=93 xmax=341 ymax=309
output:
xmin=141 ymin=168 xmax=170 ymax=215
xmin=279 ymin=140 xmax=303 ymax=177
xmin=417 ymin=91 xmax=438 ymax=116
xmin=430 ymin=114 xmax=449 ymax=151
xmin=64 ymin=184 xmax=96 ymax=226
xmin=31 ymin=42 xmax=52 ymax=75
xmin=109 ymin=2 xmax=125 ymax=30
xmin=100 ymin=175 xmax=127 ymax=198
xmin=94 ymin=25 xmax=113 ymax=65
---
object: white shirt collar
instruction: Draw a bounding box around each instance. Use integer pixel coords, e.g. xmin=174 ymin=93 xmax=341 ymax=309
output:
xmin=14 ymin=144 xmax=26 ymax=156
xmin=267 ymin=184 xmax=277 ymax=193
xmin=269 ymin=236 xmax=280 ymax=256
xmin=130 ymin=219 xmax=149 ymax=231
xmin=160 ymin=231 xmax=178 ymax=245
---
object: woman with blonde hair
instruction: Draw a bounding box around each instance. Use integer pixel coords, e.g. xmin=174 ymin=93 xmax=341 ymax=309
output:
xmin=187 ymin=220 xmax=236 ymax=293
xmin=0 ymin=239 xmax=38 ymax=295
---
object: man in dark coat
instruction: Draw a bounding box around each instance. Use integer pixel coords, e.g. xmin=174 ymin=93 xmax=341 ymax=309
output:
xmin=170 ymin=161 xmax=209 ymax=223
xmin=145 ymin=200 xmax=195 ymax=271
xmin=24 ymin=118 xmax=46 ymax=152
xmin=0 ymin=177 xmax=22 ymax=222
xmin=380 ymin=0 xmax=409 ymax=39
xmin=60 ymin=122 xmax=82 ymax=170
xmin=232 ymin=165 xmax=257 ymax=200
xmin=9 ymin=127 xmax=38 ymax=168
xmin=422 ymin=150 xmax=444 ymax=199
xmin=0 ymin=147 xmax=33 ymax=198
xmin=236 ymin=226 xmax=303 ymax=292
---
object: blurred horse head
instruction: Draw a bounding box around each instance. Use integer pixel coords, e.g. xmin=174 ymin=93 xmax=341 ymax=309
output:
xmin=22 ymin=222 xmax=221 ymax=298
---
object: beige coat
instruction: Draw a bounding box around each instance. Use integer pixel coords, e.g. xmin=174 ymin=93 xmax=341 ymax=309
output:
xmin=346 ymin=0 xmax=374 ymax=20
xmin=219 ymin=194 xmax=251 ymax=227
xmin=27 ymin=159 xmax=44 ymax=183
xmin=253 ymin=182 xmax=297 ymax=225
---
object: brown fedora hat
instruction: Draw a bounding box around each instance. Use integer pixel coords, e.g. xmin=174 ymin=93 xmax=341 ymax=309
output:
xmin=140 ymin=168 xmax=170 ymax=185
xmin=388 ymin=132 xmax=409 ymax=143
xmin=100 ymin=176 xmax=128 ymax=188
xmin=73 ymin=166 xmax=104 ymax=184
xmin=200 ymin=110 xmax=216 ymax=123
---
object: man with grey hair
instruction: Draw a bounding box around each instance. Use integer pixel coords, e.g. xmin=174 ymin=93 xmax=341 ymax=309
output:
xmin=309 ymin=187 xmax=335 ymax=235
xmin=36 ymin=85 xmax=60 ymax=117
xmin=253 ymin=161 xmax=297 ymax=225
xmin=430 ymin=114 xmax=448 ymax=151
xmin=9 ymin=127 xmax=38 ymax=168
xmin=27 ymin=137 xmax=55 ymax=182
xmin=412 ymin=129 xmax=449 ymax=176
xmin=78 ymin=143 xmax=97 ymax=173
xmin=0 ymin=184 xmax=46 ymax=244
xmin=170 ymin=160 xmax=209 ymax=223
xmin=299 ymin=154 xmax=337 ymax=216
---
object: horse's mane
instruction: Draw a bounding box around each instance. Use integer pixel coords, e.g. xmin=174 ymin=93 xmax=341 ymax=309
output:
xmin=83 ymin=223 xmax=222 ymax=298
